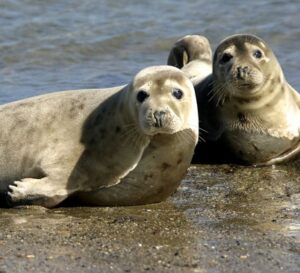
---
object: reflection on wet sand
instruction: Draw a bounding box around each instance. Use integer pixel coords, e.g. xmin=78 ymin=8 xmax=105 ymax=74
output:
xmin=176 ymin=162 xmax=300 ymax=246
xmin=283 ymin=193 xmax=300 ymax=242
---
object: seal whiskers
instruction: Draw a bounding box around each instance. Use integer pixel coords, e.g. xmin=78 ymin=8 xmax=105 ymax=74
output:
xmin=119 ymin=123 xmax=149 ymax=150
xmin=174 ymin=129 xmax=198 ymax=146
xmin=208 ymin=81 xmax=228 ymax=107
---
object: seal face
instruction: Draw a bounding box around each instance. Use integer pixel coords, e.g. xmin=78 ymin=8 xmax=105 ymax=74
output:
xmin=193 ymin=34 xmax=300 ymax=165
xmin=1 ymin=65 xmax=198 ymax=207
xmin=167 ymin=35 xmax=212 ymax=85
xmin=131 ymin=67 xmax=196 ymax=136
xmin=213 ymin=34 xmax=278 ymax=102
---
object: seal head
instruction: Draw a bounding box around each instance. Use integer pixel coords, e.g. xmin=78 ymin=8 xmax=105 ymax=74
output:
xmin=213 ymin=34 xmax=283 ymax=101
xmin=130 ymin=66 xmax=197 ymax=136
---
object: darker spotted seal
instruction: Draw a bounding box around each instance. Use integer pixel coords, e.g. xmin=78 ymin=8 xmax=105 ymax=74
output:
xmin=191 ymin=34 xmax=300 ymax=165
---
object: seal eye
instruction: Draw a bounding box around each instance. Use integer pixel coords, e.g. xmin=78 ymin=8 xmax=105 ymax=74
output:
xmin=136 ymin=90 xmax=149 ymax=103
xmin=220 ymin=53 xmax=233 ymax=64
xmin=172 ymin=88 xmax=184 ymax=100
xmin=253 ymin=50 xmax=262 ymax=59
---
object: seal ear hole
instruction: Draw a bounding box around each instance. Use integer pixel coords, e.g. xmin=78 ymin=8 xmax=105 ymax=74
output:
xmin=253 ymin=49 xmax=263 ymax=59
xmin=172 ymin=88 xmax=184 ymax=100
xmin=136 ymin=90 xmax=150 ymax=103
xmin=220 ymin=53 xmax=233 ymax=64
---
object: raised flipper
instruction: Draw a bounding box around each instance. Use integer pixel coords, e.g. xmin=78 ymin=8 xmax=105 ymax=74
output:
xmin=167 ymin=35 xmax=212 ymax=85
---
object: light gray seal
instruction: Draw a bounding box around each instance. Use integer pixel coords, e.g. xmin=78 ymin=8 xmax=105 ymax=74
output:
xmin=191 ymin=34 xmax=300 ymax=165
xmin=167 ymin=35 xmax=212 ymax=85
xmin=1 ymin=65 xmax=198 ymax=207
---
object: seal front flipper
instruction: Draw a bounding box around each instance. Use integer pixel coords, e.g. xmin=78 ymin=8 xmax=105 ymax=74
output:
xmin=68 ymin=87 xmax=151 ymax=190
xmin=7 ymin=177 xmax=72 ymax=208
xmin=254 ymin=142 xmax=300 ymax=166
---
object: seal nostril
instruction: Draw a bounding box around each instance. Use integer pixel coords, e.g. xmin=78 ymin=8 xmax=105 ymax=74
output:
xmin=154 ymin=111 xmax=166 ymax=128
xmin=243 ymin=66 xmax=249 ymax=72
xmin=237 ymin=66 xmax=249 ymax=80
xmin=237 ymin=66 xmax=243 ymax=79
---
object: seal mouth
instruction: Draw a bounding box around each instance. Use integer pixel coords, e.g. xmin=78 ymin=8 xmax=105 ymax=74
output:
xmin=142 ymin=120 xmax=181 ymax=136
xmin=238 ymin=83 xmax=256 ymax=89
xmin=143 ymin=127 xmax=179 ymax=136
xmin=231 ymin=79 xmax=259 ymax=91
xmin=141 ymin=109 xmax=183 ymax=136
xmin=228 ymin=80 xmax=262 ymax=98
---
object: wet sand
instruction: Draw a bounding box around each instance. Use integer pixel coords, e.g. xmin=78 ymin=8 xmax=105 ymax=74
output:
xmin=0 ymin=162 xmax=299 ymax=273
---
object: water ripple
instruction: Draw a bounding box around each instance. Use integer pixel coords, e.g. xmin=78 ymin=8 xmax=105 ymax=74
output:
xmin=0 ymin=0 xmax=299 ymax=100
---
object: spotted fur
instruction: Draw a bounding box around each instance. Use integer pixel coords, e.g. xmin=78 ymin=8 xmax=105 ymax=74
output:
xmin=1 ymin=66 xmax=198 ymax=207
xmin=193 ymin=34 xmax=300 ymax=165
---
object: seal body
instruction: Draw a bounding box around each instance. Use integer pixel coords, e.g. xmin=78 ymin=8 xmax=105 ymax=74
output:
xmin=1 ymin=65 xmax=198 ymax=207
xmin=192 ymin=34 xmax=300 ymax=165
xmin=167 ymin=35 xmax=212 ymax=85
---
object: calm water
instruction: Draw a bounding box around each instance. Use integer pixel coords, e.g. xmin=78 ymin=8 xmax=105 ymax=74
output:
xmin=0 ymin=0 xmax=299 ymax=103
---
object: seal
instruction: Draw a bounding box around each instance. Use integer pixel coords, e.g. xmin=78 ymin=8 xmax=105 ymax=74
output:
xmin=192 ymin=34 xmax=300 ymax=165
xmin=167 ymin=35 xmax=212 ymax=85
xmin=1 ymin=65 xmax=198 ymax=208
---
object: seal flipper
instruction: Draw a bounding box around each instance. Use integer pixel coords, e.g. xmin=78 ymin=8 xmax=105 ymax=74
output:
xmin=7 ymin=177 xmax=72 ymax=208
xmin=254 ymin=141 xmax=300 ymax=166
xmin=167 ymin=35 xmax=212 ymax=85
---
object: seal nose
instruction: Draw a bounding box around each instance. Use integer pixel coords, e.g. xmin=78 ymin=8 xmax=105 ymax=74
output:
xmin=153 ymin=111 xmax=166 ymax=128
xmin=237 ymin=66 xmax=249 ymax=80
